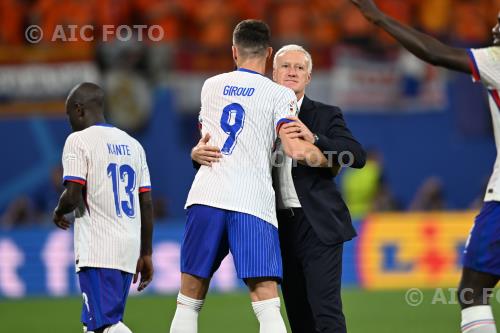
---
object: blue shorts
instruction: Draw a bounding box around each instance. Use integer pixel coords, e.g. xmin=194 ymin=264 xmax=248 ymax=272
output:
xmin=463 ymin=201 xmax=500 ymax=277
xmin=78 ymin=268 xmax=133 ymax=331
xmin=181 ymin=205 xmax=282 ymax=280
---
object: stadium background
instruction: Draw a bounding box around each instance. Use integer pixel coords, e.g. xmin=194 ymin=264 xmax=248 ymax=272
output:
xmin=0 ymin=0 xmax=499 ymax=332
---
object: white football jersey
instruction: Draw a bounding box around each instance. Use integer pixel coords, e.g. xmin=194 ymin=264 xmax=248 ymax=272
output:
xmin=185 ymin=68 xmax=298 ymax=227
xmin=469 ymin=47 xmax=500 ymax=202
xmin=62 ymin=124 xmax=151 ymax=273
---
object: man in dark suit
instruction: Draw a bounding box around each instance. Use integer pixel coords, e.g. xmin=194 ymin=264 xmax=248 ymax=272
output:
xmin=271 ymin=45 xmax=366 ymax=333
xmin=191 ymin=44 xmax=366 ymax=333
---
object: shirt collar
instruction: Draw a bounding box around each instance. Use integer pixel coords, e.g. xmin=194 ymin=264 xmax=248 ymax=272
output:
xmin=297 ymin=96 xmax=304 ymax=111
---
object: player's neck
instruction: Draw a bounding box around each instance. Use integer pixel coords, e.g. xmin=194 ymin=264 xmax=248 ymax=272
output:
xmin=86 ymin=115 xmax=107 ymax=128
xmin=237 ymin=60 xmax=266 ymax=75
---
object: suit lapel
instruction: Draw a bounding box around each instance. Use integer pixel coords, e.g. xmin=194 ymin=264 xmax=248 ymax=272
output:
xmin=299 ymin=95 xmax=315 ymax=127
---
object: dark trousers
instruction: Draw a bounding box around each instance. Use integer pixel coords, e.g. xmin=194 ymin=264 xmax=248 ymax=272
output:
xmin=278 ymin=208 xmax=346 ymax=333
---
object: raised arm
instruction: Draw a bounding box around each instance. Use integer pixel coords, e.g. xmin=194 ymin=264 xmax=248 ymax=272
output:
xmin=351 ymin=0 xmax=471 ymax=73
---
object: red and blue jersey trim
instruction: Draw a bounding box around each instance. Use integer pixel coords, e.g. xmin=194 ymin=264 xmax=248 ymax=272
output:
xmin=467 ymin=49 xmax=481 ymax=82
xmin=489 ymin=89 xmax=500 ymax=110
xmin=139 ymin=186 xmax=152 ymax=193
xmin=276 ymin=118 xmax=294 ymax=133
xmin=63 ymin=176 xmax=86 ymax=185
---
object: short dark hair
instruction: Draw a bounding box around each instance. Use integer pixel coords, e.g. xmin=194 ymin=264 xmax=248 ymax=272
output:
xmin=233 ymin=19 xmax=271 ymax=59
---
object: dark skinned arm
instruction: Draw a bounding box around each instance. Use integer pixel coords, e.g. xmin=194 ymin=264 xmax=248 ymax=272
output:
xmin=134 ymin=191 xmax=154 ymax=291
xmin=351 ymin=0 xmax=471 ymax=74
xmin=52 ymin=182 xmax=83 ymax=230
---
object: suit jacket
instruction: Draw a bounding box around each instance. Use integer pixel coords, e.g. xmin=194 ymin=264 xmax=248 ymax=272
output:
xmin=285 ymin=95 xmax=366 ymax=245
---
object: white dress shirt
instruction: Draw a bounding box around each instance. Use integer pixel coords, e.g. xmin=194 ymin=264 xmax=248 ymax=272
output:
xmin=275 ymin=96 xmax=304 ymax=209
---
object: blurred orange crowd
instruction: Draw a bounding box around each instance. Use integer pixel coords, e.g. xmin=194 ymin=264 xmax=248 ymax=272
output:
xmin=1 ymin=0 xmax=499 ymax=70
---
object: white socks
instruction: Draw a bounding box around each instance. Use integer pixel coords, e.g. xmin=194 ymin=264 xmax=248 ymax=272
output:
xmin=169 ymin=294 xmax=286 ymax=333
xmin=104 ymin=321 xmax=133 ymax=333
xmin=170 ymin=293 xmax=205 ymax=333
xmin=252 ymin=297 xmax=287 ymax=333
xmin=461 ymin=306 xmax=497 ymax=333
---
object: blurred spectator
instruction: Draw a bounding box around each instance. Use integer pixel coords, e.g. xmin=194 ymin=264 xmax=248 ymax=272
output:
xmin=0 ymin=0 xmax=496 ymax=71
xmin=409 ymin=176 xmax=446 ymax=211
xmin=450 ymin=1 xmax=490 ymax=46
xmin=269 ymin=0 xmax=307 ymax=45
xmin=417 ymin=0 xmax=452 ymax=36
xmin=397 ymin=49 xmax=427 ymax=98
xmin=95 ymin=0 xmax=133 ymax=29
xmin=341 ymin=149 xmax=391 ymax=219
xmin=29 ymin=0 xmax=95 ymax=47
xmin=0 ymin=0 xmax=27 ymax=45
xmin=1 ymin=196 xmax=37 ymax=230
xmin=338 ymin=4 xmax=373 ymax=47
xmin=134 ymin=0 xmax=186 ymax=81
xmin=372 ymin=178 xmax=400 ymax=212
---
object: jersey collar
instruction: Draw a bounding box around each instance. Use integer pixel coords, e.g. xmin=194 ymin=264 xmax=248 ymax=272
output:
xmin=94 ymin=123 xmax=114 ymax=128
xmin=237 ymin=67 xmax=263 ymax=76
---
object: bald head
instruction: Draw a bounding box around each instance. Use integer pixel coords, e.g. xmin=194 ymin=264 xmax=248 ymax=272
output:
xmin=66 ymin=82 xmax=104 ymax=112
xmin=65 ymin=82 xmax=106 ymax=132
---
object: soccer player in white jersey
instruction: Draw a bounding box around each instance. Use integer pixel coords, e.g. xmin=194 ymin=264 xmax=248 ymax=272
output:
xmin=52 ymin=82 xmax=154 ymax=333
xmin=170 ymin=20 xmax=319 ymax=333
xmin=351 ymin=1 xmax=500 ymax=332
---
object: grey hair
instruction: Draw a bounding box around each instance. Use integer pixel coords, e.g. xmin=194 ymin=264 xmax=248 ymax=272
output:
xmin=273 ymin=44 xmax=313 ymax=74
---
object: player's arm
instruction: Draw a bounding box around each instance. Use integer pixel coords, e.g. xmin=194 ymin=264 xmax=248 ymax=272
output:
xmin=135 ymin=190 xmax=154 ymax=291
xmin=53 ymin=182 xmax=83 ymax=230
xmin=279 ymin=123 xmax=329 ymax=167
xmin=350 ymin=0 xmax=471 ymax=73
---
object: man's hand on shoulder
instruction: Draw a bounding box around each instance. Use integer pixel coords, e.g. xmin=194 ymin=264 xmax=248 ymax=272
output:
xmin=191 ymin=133 xmax=222 ymax=167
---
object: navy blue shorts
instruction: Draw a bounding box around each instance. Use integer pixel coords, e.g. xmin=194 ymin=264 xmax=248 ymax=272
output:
xmin=181 ymin=205 xmax=282 ymax=280
xmin=78 ymin=267 xmax=133 ymax=331
xmin=463 ymin=201 xmax=500 ymax=277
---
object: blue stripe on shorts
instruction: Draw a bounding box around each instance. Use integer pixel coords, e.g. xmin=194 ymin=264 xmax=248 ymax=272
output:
xmin=78 ymin=268 xmax=133 ymax=331
xmin=181 ymin=204 xmax=282 ymax=280
xmin=463 ymin=201 xmax=500 ymax=277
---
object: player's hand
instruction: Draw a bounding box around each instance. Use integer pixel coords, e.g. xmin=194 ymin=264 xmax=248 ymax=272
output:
xmin=350 ymin=0 xmax=384 ymax=23
xmin=134 ymin=255 xmax=153 ymax=292
xmin=52 ymin=209 xmax=71 ymax=230
xmin=283 ymin=117 xmax=315 ymax=144
xmin=191 ymin=133 xmax=222 ymax=167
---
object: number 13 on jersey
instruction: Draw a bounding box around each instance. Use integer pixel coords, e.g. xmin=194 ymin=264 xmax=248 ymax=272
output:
xmin=107 ymin=163 xmax=136 ymax=218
